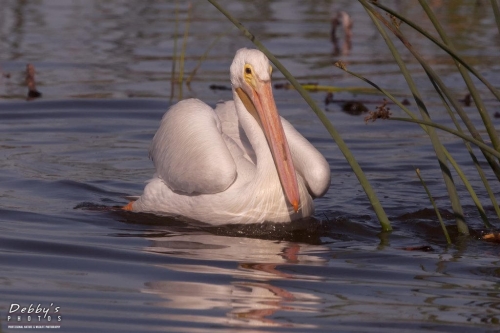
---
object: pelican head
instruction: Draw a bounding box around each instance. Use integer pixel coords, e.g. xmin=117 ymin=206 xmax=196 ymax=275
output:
xmin=229 ymin=48 xmax=300 ymax=213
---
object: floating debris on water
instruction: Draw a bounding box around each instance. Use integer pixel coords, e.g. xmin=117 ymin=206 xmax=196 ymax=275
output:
xmin=209 ymin=84 xmax=231 ymax=91
xmin=365 ymin=99 xmax=392 ymax=123
xmin=342 ymin=101 xmax=368 ymax=115
xmin=460 ymin=93 xmax=471 ymax=106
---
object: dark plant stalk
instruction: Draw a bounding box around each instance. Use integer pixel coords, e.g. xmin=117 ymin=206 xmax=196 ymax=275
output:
xmin=208 ymin=0 xmax=392 ymax=231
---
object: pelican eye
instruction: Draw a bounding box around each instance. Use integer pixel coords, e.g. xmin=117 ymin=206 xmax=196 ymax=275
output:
xmin=244 ymin=64 xmax=255 ymax=86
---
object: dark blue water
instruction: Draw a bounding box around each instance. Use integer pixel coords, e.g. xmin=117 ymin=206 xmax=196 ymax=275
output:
xmin=1 ymin=1 xmax=500 ymax=332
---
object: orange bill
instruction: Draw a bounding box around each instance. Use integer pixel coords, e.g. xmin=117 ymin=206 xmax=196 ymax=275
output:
xmin=249 ymin=81 xmax=301 ymax=212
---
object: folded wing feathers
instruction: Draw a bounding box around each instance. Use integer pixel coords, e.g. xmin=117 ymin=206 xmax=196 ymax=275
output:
xmin=149 ymin=99 xmax=237 ymax=194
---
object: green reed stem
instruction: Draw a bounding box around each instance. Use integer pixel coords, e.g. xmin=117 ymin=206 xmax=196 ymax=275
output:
xmin=446 ymin=151 xmax=491 ymax=228
xmin=472 ymin=155 xmax=500 ymax=221
xmin=338 ymin=65 xmax=499 ymax=225
xmin=360 ymin=0 xmax=468 ymax=234
xmin=343 ymin=65 xmax=499 ymax=224
xmin=178 ymin=3 xmax=192 ymax=100
xmin=491 ymin=0 xmax=500 ymax=37
xmin=415 ymin=168 xmax=451 ymax=244
xmin=170 ymin=0 xmax=180 ymax=102
xmin=428 ymin=77 xmax=493 ymax=227
xmin=367 ymin=1 xmax=500 ymax=182
xmin=299 ymin=85 xmax=382 ymax=95
xmin=388 ymin=118 xmax=500 ymax=159
xmin=418 ymin=0 xmax=500 ymax=155
xmin=208 ymin=0 xmax=392 ymax=231
xmin=370 ymin=0 xmax=500 ymax=102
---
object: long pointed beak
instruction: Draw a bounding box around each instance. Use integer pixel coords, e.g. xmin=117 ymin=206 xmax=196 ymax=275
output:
xmin=250 ymin=81 xmax=301 ymax=212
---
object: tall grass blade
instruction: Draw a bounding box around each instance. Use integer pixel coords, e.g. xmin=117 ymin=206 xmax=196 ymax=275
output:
xmin=370 ymin=0 xmax=500 ymax=101
xmin=418 ymin=0 xmax=500 ymax=155
xmin=178 ymin=3 xmax=193 ymax=101
xmin=365 ymin=1 xmax=500 ymax=181
xmin=208 ymin=0 xmax=392 ymax=231
xmin=169 ymin=0 xmax=180 ymax=102
xmin=360 ymin=0 xmax=468 ymax=234
xmin=429 ymin=78 xmax=493 ymax=227
xmin=297 ymin=84 xmax=382 ymax=95
xmin=387 ymin=117 xmax=500 ymax=159
xmin=491 ymin=0 xmax=500 ymax=37
xmin=339 ymin=64 xmax=495 ymax=226
xmin=446 ymin=152 xmax=491 ymax=228
xmin=415 ymin=168 xmax=451 ymax=244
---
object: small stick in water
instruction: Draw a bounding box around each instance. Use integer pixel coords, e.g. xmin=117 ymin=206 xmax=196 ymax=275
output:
xmin=331 ymin=11 xmax=353 ymax=55
xmin=26 ymin=63 xmax=42 ymax=101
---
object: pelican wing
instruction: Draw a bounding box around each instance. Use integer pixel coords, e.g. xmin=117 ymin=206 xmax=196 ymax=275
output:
xmin=149 ymin=99 xmax=237 ymax=194
xmin=281 ymin=118 xmax=331 ymax=198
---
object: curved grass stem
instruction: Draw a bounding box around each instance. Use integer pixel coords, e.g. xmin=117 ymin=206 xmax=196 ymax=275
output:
xmin=370 ymin=0 xmax=500 ymax=102
xmin=360 ymin=0 xmax=468 ymax=234
xmin=169 ymin=0 xmax=180 ymax=102
xmin=388 ymin=117 xmax=500 ymax=160
xmin=364 ymin=0 xmax=500 ymax=226
xmin=415 ymin=168 xmax=451 ymax=244
xmin=177 ymin=3 xmax=192 ymax=101
xmin=492 ymin=0 xmax=500 ymax=36
xmin=362 ymin=1 xmax=500 ymax=183
xmin=418 ymin=0 xmax=500 ymax=156
xmin=338 ymin=65 xmax=495 ymax=227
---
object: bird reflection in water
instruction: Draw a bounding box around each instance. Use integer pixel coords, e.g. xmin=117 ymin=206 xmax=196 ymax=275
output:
xmin=141 ymin=232 xmax=327 ymax=328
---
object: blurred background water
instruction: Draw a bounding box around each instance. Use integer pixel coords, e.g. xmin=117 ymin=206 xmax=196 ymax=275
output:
xmin=1 ymin=0 xmax=500 ymax=332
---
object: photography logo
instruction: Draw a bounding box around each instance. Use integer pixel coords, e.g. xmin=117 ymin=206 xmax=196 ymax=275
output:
xmin=6 ymin=303 xmax=62 ymax=330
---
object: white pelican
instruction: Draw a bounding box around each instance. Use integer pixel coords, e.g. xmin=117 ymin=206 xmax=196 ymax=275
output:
xmin=124 ymin=48 xmax=330 ymax=224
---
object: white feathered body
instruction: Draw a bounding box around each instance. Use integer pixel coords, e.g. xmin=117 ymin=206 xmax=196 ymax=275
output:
xmin=132 ymin=97 xmax=330 ymax=225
